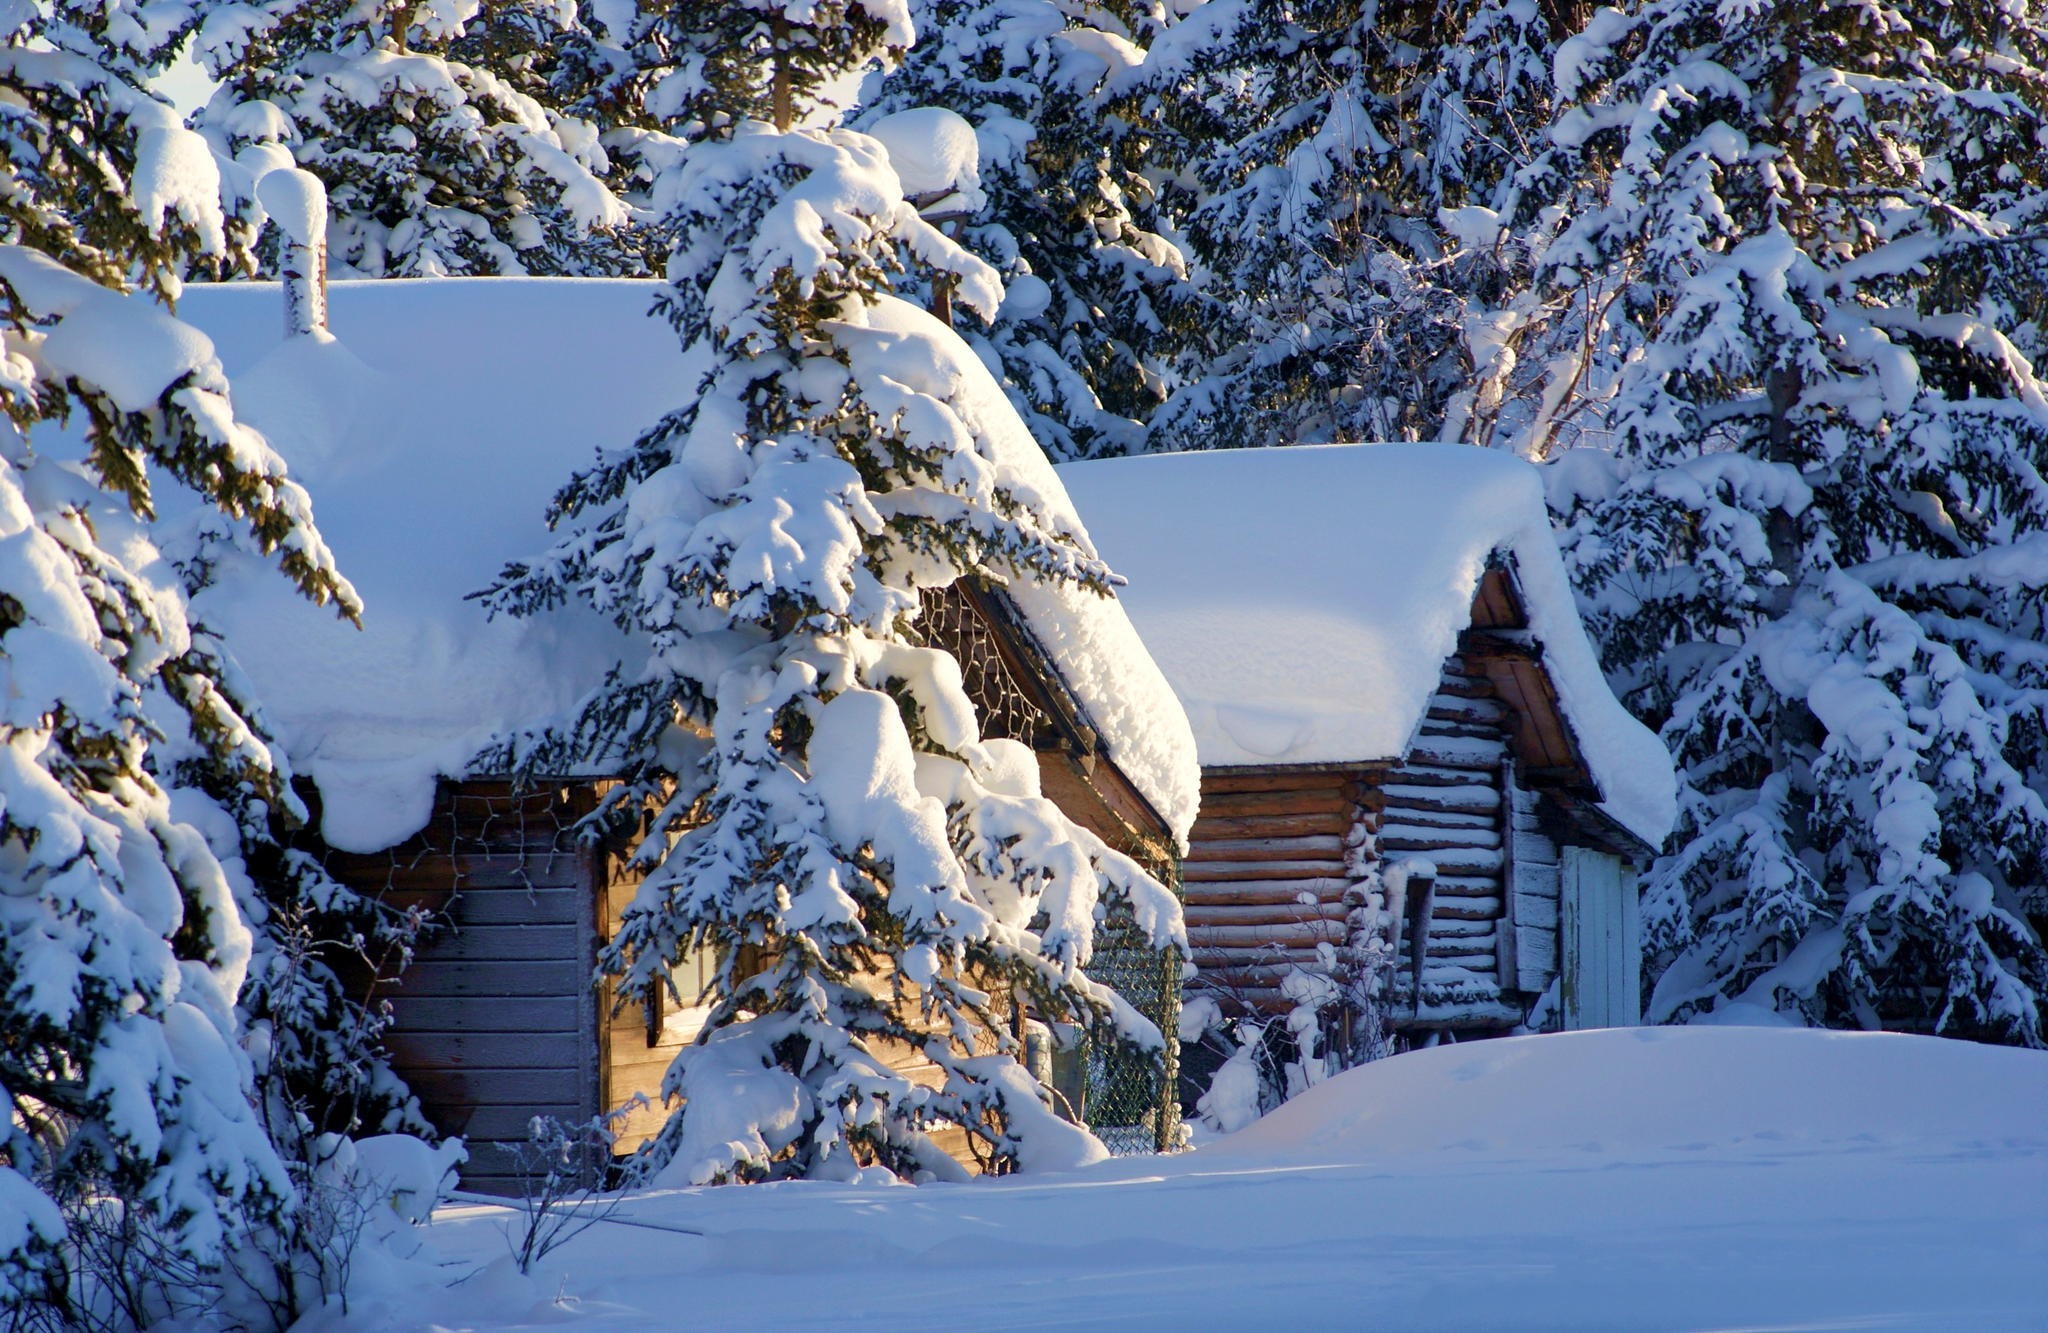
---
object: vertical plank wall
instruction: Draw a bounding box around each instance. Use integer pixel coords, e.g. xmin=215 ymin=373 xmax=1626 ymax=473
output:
xmin=339 ymin=783 xmax=603 ymax=1196
xmin=1506 ymin=776 xmax=1563 ymax=997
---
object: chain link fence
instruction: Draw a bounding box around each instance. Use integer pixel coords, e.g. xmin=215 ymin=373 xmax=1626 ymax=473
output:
xmin=1054 ymin=897 xmax=1184 ymax=1156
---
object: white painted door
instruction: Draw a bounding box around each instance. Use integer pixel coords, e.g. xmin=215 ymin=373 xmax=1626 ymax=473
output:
xmin=1560 ymin=847 xmax=1641 ymax=1029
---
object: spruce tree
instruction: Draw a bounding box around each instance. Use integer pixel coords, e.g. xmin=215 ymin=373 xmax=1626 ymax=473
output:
xmin=1525 ymin=0 xmax=2048 ymax=1043
xmin=0 ymin=0 xmax=371 ymax=1313
xmin=857 ymin=0 xmax=1191 ymax=459
xmin=1140 ymin=0 xmax=1574 ymax=451
xmin=194 ymin=0 xmax=652 ymax=277
xmin=485 ymin=1 xmax=1183 ymax=1182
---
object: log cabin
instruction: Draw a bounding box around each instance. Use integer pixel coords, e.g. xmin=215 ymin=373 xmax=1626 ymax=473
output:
xmin=1059 ymin=443 xmax=1678 ymax=1039
xmin=175 ymin=278 xmax=1200 ymax=1191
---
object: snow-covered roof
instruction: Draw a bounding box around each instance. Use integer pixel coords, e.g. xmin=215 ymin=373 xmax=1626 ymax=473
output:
xmin=1055 ymin=444 xmax=1676 ymax=847
xmin=176 ymin=279 xmax=1198 ymax=853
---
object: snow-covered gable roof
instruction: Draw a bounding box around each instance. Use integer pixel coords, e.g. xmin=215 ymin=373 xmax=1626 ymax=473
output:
xmin=1055 ymin=443 xmax=1676 ymax=848
xmin=176 ymin=279 xmax=1198 ymax=853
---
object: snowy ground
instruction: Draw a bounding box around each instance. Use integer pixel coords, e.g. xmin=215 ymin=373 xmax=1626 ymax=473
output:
xmin=317 ymin=1028 xmax=2048 ymax=1332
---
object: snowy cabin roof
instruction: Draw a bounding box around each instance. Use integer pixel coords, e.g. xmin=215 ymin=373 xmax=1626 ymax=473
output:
xmin=175 ymin=279 xmax=1199 ymax=853
xmin=1056 ymin=443 xmax=1676 ymax=848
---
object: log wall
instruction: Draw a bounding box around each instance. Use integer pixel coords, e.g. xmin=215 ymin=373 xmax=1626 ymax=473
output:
xmin=1379 ymin=657 xmax=1511 ymax=1001
xmin=1183 ymin=766 xmax=1361 ymax=1014
xmin=1187 ymin=655 xmax=1569 ymax=1031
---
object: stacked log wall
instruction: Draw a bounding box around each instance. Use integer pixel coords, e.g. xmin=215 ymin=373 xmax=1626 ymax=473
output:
xmin=1375 ymin=657 xmax=1513 ymax=1019
xmin=1183 ymin=769 xmax=1362 ymax=1015
xmin=1187 ymin=656 xmax=1540 ymax=1029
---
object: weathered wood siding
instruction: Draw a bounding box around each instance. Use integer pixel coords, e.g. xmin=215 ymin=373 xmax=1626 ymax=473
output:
xmin=1507 ymin=772 xmax=1563 ymax=996
xmin=1379 ymin=657 xmax=1511 ymax=999
xmin=1370 ymin=657 xmax=1526 ymax=1028
xmin=1183 ymin=766 xmax=1363 ymax=1013
xmin=344 ymin=579 xmax=1184 ymax=1187
xmin=1183 ymin=562 xmax=1654 ymax=1038
xmin=1187 ymin=656 xmax=1530 ymax=1028
xmin=597 ymin=838 xmax=699 ymax=1157
xmin=333 ymin=783 xmax=602 ymax=1197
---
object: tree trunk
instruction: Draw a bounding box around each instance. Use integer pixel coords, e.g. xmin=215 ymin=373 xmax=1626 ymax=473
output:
xmin=771 ymin=20 xmax=794 ymax=134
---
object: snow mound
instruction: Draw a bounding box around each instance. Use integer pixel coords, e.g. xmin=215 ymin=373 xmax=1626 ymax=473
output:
xmin=867 ymin=107 xmax=984 ymax=212
xmin=1203 ymin=1026 xmax=2048 ymax=1162
xmin=1057 ymin=443 xmax=1676 ymax=847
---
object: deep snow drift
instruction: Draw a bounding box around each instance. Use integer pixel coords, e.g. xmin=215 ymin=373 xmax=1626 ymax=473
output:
xmin=314 ymin=1026 xmax=2047 ymax=1331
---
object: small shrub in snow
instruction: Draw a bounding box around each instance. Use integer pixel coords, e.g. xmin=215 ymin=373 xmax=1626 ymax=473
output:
xmin=495 ymin=1112 xmax=631 ymax=1276
xmin=1187 ymin=939 xmax=1394 ymax=1135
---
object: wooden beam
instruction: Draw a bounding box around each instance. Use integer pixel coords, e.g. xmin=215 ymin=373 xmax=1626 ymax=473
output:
xmin=1084 ymin=748 xmax=1178 ymax=849
xmin=1181 ymin=877 xmax=1351 ymax=904
xmin=1187 ymin=834 xmax=1348 ymax=861
xmin=1203 ymin=763 xmax=1381 ymax=787
xmin=1182 ymin=859 xmax=1346 ymax=882
xmin=1195 ymin=788 xmax=1357 ymax=818
xmin=1035 ymin=751 xmax=1175 ymax=864
xmin=1191 ymin=811 xmax=1351 ymax=840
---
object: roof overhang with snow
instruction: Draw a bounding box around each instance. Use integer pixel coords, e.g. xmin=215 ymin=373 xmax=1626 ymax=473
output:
xmin=173 ymin=278 xmax=1199 ymax=853
xmin=1056 ymin=443 xmax=1676 ymax=850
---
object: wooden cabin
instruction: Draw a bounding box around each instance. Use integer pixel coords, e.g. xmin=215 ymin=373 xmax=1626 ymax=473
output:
xmin=312 ymin=580 xmax=1181 ymax=1192
xmin=177 ymin=279 xmax=1201 ymax=1190
xmin=1059 ymin=443 xmax=1677 ymax=1038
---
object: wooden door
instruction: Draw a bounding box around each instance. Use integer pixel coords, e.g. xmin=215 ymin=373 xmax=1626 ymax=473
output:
xmin=1560 ymin=847 xmax=1641 ymax=1029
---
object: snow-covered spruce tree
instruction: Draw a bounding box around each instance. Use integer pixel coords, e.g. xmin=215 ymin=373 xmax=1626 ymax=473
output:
xmin=136 ymin=619 xmax=435 ymax=1324
xmin=484 ymin=9 xmax=1182 ymax=1182
xmin=855 ymin=0 xmax=1192 ymax=459
xmin=0 ymin=0 xmax=372 ymax=1315
xmin=194 ymin=0 xmax=650 ymax=277
xmin=1527 ymin=0 xmax=2048 ymax=1043
xmin=1140 ymin=0 xmax=1577 ymax=451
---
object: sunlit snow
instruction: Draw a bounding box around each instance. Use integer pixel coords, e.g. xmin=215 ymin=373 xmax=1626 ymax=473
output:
xmin=305 ymin=1026 xmax=2046 ymax=1332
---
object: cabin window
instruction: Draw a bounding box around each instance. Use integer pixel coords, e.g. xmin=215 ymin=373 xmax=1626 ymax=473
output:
xmin=645 ymin=944 xmax=719 ymax=1047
